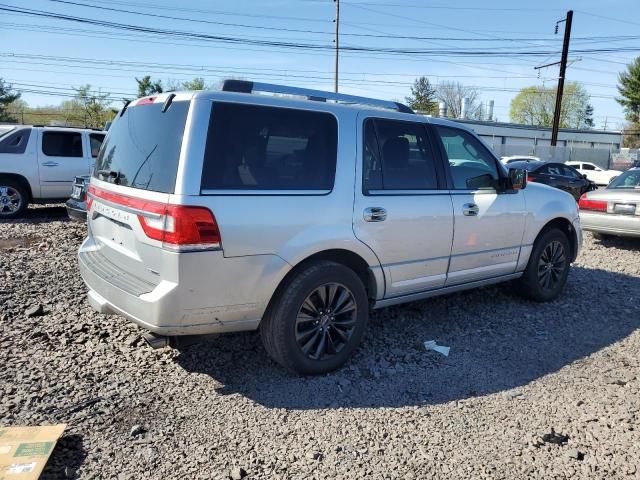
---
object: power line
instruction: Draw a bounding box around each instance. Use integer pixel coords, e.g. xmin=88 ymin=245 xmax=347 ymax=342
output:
xmin=2 ymin=4 xmax=639 ymax=58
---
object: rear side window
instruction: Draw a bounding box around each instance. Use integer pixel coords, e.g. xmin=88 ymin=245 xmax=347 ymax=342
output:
xmin=42 ymin=132 xmax=82 ymax=157
xmin=89 ymin=133 xmax=105 ymax=158
xmin=582 ymin=164 xmax=596 ymax=170
xmin=93 ymin=101 xmax=190 ymax=193
xmin=201 ymin=102 xmax=337 ymax=191
xmin=363 ymin=118 xmax=438 ymax=191
xmin=0 ymin=127 xmax=31 ymax=154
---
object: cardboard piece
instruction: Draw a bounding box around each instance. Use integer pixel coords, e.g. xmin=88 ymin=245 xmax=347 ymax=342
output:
xmin=0 ymin=425 xmax=67 ymax=480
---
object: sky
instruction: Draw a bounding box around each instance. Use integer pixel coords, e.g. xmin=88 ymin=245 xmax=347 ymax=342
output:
xmin=1 ymin=0 xmax=639 ymax=130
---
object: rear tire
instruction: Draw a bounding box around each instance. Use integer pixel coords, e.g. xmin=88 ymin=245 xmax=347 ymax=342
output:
xmin=515 ymin=228 xmax=571 ymax=302
xmin=260 ymin=261 xmax=369 ymax=375
xmin=0 ymin=178 xmax=28 ymax=219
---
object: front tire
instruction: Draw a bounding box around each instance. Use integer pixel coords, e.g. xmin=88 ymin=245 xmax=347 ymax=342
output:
xmin=0 ymin=179 xmax=28 ymax=219
xmin=260 ymin=261 xmax=369 ymax=375
xmin=516 ymin=228 xmax=571 ymax=302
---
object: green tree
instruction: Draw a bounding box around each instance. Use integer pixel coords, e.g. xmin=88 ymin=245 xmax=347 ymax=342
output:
xmin=182 ymin=77 xmax=207 ymax=91
xmin=617 ymin=57 xmax=640 ymax=123
xmin=582 ymin=104 xmax=595 ymax=128
xmin=60 ymin=85 xmax=113 ymax=128
xmin=509 ymin=82 xmax=590 ymax=128
xmin=405 ymin=76 xmax=438 ymax=114
xmin=136 ymin=75 xmax=163 ymax=97
xmin=0 ymin=78 xmax=21 ymax=122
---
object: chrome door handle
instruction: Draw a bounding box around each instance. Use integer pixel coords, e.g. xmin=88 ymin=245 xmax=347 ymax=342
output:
xmin=364 ymin=207 xmax=387 ymax=222
xmin=41 ymin=161 xmax=59 ymax=167
xmin=462 ymin=203 xmax=479 ymax=216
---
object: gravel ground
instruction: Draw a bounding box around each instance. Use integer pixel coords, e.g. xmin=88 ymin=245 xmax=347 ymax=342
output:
xmin=1 ymin=205 xmax=639 ymax=479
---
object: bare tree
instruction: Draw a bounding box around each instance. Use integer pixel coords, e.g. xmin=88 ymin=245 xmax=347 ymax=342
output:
xmin=436 ymin=81 xmax=481 ymax=119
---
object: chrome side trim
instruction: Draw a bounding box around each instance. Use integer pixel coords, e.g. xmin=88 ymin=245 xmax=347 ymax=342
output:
xmin=200 ymin=189 xmax=331 ymax=196
xmin=373 ymin=272 xmax=523 ymax=309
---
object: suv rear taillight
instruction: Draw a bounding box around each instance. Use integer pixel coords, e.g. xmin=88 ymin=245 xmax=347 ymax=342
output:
xmin=88 ymin=185 xmax=221 ymax=251
xmin=578 ymin=194 xmax=607 ymax=212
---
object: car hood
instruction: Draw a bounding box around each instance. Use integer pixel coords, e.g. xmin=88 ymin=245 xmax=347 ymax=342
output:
xmin=584 ymin=188 xmax=640 ymax=202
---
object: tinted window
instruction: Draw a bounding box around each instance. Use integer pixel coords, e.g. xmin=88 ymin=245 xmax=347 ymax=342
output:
xmin=436 ymin=126 xmax=498 ymax=190
xmin=582 ymin=163 xmax=596 ymax=171
xmin=363 ymin=119 xmax=438 ymax=191
xmin=89 ymin=133 xmax=105 ymax=158
xmin=93 ymin=101 xmax=190 ymax=193
xmin=42 ymin=132 xmax=83 ymax=157
xmin=541 ymin=164 xmax=564 ymax=176
xmin=202 ymin=103 xmax=337 ymax=190
xmin=562 ymin=165 xmax=581 ymax=179
xmin=0 ymin=127 xmax=31 ymax=154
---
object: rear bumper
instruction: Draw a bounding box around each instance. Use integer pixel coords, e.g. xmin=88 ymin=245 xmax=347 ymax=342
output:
xmin=581 ymin=211 xmax=640 ymax=238
xmin=78 ymin=240 xmax=291 ymax=335
xmin=66 ymin=198 xmax=87 ymax=222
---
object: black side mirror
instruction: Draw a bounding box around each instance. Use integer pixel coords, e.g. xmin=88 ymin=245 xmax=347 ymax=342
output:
xmin=508 ymin=168 xmax=527 ymax=190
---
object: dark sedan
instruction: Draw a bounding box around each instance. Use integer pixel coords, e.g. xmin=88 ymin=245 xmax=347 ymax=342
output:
xmin=506 ymin=161 xmax=596 ymax=200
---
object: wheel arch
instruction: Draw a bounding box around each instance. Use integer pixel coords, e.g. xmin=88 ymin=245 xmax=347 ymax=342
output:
xmin=0 ymin=173 xmax=33 ymax=202
xmin=536 ymin=217 xmax=579 ymax=262
xmin=266 ymin=249 xmax=381 ymax=321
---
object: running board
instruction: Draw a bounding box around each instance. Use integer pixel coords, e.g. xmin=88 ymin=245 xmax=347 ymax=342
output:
xmin=373 ymin=272 xmax=523 ymax=309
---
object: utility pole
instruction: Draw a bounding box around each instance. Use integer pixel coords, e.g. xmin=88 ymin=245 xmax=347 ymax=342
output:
xmin=550 ymin=10 xmax=573 ymax=146
xmin=334 ymin=0 xmax=340 ymax=93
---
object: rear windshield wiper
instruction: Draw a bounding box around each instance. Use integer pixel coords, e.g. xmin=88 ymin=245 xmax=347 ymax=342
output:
xmin=97 ymin=169 xmax=123 ymax=183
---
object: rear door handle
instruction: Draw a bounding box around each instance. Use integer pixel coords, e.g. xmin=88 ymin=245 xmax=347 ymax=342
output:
xmin=41 ymin=161 xmax=59 ymax=167
xmin=462 ymin=203 xmax=479 ymax=216
xmin=364 ymin=207 xmax=387 ymax=222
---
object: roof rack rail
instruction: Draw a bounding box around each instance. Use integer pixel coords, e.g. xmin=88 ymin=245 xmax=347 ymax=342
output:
xmin=221 ymin=79 xmax=414 ymax=114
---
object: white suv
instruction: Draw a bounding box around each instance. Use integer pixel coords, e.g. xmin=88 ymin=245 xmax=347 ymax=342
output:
xmin=79 ymin=81 xmax=581 ymax=374
xmin=0 ymin=126 xmax=105 ymax=218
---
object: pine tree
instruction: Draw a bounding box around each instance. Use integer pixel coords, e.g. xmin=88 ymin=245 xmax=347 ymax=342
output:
xmin=0 ymin=78 xmax=21 ymax=122
xmin=617 ymin=57 xmax=640 ymax=123
xmin=405 ymin=77 xmax=438 ymax=114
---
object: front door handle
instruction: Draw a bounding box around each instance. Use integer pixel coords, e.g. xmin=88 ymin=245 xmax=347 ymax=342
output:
xmin=364 ymin=207 xmax=387 ymax=222
xmin=41 ymin=161 xmax=59 ymax=167
xmin=462 ymin=203 xmax=479 ymax=216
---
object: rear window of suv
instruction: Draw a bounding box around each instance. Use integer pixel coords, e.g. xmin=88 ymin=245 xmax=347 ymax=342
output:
xmin=93 ymin=100 xmax=190 ymax=193
xmin=201 ymin=102 xmax=337 ymax=191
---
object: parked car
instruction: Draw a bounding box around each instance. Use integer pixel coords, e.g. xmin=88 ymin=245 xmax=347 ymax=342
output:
xmin=0 ymin=125 xmax=105 ymax=218
xmin=565 ymin=161 xmax=622 ymax=186
xmin=79 ymin=81 xmax=582 ymax=375
xmin=579 ymin=167 xmax=640 ymax=239
xmin=500 ymin=155 xmax=541 ymax=165
xmin=506 ymin=160 xmax=595 ymax=200
xmin=66 ymin=175 xmax=89 ymax=221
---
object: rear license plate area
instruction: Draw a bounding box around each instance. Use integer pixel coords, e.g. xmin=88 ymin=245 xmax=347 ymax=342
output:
xmin=613 ymin=203 xmax=636 ymax=215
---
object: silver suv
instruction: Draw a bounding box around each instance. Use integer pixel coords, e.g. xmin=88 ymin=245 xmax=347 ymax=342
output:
xmin=79 ymin=81 xmax=582 ymax=374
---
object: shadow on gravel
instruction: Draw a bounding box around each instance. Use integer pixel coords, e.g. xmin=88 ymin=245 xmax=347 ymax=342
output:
xmin=174 ymin=266 xmax=640 ymax=410
xmin=594 ymin=235 xmax=640 ymax=251
xmin=1 ymin=205 xmax=68 ymax=224
xmin=40 ymin=434 xmax=86 ymax=480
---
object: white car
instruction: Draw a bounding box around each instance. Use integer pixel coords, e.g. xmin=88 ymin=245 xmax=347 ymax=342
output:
xmin=0 ymin=125 xmax=105 ymax=218
xmin=565 ymin=161 xmax=622 ymax=186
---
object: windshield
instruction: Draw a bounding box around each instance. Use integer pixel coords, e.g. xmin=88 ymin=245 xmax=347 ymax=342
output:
xmin=607 ymin=170 xmax=640 ymax=189
xmin=93 ymin=100 xmax=190 ymax=193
